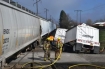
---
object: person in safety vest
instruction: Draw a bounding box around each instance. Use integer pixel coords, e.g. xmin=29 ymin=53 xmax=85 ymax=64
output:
xmin=43 ymin=38 xmax=51 ymax=61
xmin=55 ymin=37 xmax=63 ymax=60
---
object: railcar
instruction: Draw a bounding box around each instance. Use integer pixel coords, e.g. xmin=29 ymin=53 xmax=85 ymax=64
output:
xmin=0 ymin=0 xmax=56 ymax=67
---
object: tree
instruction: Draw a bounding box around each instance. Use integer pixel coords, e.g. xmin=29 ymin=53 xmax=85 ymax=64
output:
xmin=59 ymin=10 xmax=69 ymax=29
xmin=86 ymin=19 xmax=93 ymax=25
xmin=94 ymin=20 xmax=99 ymax=23
xmin=99 ymin=19 xmax=104 ymax=22
xmin=94 ymin=19 xmax=105 ymax=23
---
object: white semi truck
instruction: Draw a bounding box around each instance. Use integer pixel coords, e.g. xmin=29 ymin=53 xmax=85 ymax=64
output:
xmin=54 ymin=28 xmax=67 ymax=43
xmin=64 ymin=23 xmax=100 ymax=53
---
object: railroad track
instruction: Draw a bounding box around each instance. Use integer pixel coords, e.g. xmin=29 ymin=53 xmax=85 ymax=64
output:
xmin=10 ymin=52 xmax=31 ymax=69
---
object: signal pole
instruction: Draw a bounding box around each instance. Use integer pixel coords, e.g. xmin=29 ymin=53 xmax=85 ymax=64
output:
xmin=44 ymin=8 xmax=49 ymax=20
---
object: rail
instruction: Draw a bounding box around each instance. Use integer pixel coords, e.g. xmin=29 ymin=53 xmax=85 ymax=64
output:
xmin=10 ymin=51 xmax=31 ymax=69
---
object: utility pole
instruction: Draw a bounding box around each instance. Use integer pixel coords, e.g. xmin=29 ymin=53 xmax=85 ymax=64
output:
xmin=32 ymin=1 xmax=41 ymax=69
xmin=33 ymin=0 xmax=41 ymax=15
xmin=74 ymin=10 xmax=82 ymax=24
xmin=44 ymin=8 xmax=49 ymax=20
xmin=50 ymin=15 xmax=52 ymax=21
xmin=80 ymin=10 xmax=82 ymax=23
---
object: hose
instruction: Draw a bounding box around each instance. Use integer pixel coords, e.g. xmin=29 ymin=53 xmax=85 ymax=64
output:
xmin=21 ymin=62 xmax=43 ymax=69
xmin=21 ymin=47 xmax=62 ymax=69
xmin=21 ymin=46 xmax=105 ymax=69
xmin=69 ymin=64 xmax=105 ymax=69
xmin=100 ymin=47 xmax=105 ymax=53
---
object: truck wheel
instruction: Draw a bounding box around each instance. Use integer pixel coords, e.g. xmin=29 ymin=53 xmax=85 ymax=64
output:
xmin=73 ymin=45 xmax=80 ymax=53
xmin=90 ymin=50 xmax=94 ymax=54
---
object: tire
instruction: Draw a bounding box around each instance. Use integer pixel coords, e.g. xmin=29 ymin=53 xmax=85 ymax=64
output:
xmin=73 ymin=45 xmax=80 ymax=53
xmin=90 ymin=50 xmax=94 ymax=54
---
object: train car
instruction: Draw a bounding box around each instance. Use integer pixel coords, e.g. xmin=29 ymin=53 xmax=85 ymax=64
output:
xmin=0 ymin=0 xmax=56 ymax=67
xmin=40 ymin=20 xmax=56 ymax=36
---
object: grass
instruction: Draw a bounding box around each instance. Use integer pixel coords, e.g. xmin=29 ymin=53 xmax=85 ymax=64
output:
xmin=99 ymin=29 xmax=105 ymax=49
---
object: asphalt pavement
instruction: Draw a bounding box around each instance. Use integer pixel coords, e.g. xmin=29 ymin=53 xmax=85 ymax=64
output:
xmin=10 ymin=50 xmax=105 ymax=65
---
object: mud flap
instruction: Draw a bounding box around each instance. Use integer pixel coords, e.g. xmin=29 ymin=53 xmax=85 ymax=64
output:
xmin=94 ymin=46 xmax=100 ymax=54
xmin=75 ymin=43 xmax=82 ymax=51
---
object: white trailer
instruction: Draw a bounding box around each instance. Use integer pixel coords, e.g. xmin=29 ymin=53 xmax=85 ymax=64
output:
xmin=64 ymin=23 xmax=100 ymax=53
xmin=54 ymin=28 xmax=67 ymax=43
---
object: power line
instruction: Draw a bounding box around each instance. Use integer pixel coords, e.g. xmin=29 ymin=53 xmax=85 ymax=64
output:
xmin=83 ymin=4 xmax=105 ymax=12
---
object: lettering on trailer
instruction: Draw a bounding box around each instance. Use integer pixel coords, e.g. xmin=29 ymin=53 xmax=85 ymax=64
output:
xmin=82 ymin=35 xmax=93 ymax=38
xmin=58 ymin=35 xmax=65 ymax=37
xmin=3 ymin=38 xmax=9 ymax=44
xmin=77 ymin=39 xmax=100 ymax=45
xmin=3 ymin=29 xmax=10 ymax=34
xmin=2 ymin=44 xmax=8 ymax=54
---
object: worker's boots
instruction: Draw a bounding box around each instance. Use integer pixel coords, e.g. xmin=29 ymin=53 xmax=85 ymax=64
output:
xmin=48 ymin=57 xmax=50 ymax=60
xmin=44 ymin=58 xmax=47 ymax=61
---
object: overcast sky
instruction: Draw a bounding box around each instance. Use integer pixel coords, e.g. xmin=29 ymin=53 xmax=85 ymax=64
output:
xmin=13 ymin=0 xmax=105 ymax=23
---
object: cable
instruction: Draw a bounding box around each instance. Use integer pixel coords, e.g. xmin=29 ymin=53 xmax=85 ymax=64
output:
xmin=83 ymin=4 xmax=105 ymax=12
xmin=21 ymin=47 xmax=62 ymax=69
xmin=69 ymin=64 xmax=105 ymax=69
xmin=22 ymin=47 xmax=62 ymax=68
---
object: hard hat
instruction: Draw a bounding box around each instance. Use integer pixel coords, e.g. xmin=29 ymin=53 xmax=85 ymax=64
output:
xmin=50 ymin=36 xmax=54 ymax=38
xmin=46 ymin=36 xmax=54 ymax=41
xmin=47 ymin=37 xmax=50 ymax=41
xmin=57 ymin=37 xmax=61 ymax=40
xmin=50 ymin=36 xmax=54 ymax=41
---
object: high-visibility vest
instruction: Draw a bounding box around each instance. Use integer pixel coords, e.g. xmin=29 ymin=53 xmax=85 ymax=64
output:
xmin=56 ymin=41 xmax=63 ymax=49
